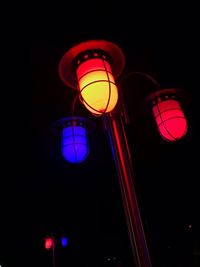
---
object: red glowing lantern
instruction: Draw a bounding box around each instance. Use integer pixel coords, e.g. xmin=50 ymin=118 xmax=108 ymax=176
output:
xmin=148 ymin=89 xmax=188 ymax=141
xmin=45 ymin=237 xmax=53 ymax=250
xmin=59 ymin=40 xmax=125 ymax=115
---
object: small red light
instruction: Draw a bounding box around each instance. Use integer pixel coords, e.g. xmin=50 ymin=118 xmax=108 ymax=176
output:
xmin=45 ymin=238 xmax=53 ymax=249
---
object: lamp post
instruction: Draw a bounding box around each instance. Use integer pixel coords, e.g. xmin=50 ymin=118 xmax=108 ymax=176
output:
xmin=44 ymin=230 xmax=69 ymax=267
xmin=58 ymin=39 xmax=152 ymax=267
xmin=44 ymin=234 xmax=56 ymax=267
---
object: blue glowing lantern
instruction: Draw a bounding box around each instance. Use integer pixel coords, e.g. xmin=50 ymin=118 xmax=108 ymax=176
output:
xmin=61 ymin=236 xmax=68 ymax=247
xmin=61 ymin=117 xmax=89 ymax=164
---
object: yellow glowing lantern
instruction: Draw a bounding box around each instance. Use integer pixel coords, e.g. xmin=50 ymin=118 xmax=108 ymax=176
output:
xmin=58 ymin=40 xmax=125 ymax=115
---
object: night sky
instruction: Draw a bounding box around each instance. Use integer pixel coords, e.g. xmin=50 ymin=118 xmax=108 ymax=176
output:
xmin=0 ymin=4 xmax=199 ymax=267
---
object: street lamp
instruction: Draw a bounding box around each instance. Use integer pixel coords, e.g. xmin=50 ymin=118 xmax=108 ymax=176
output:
xmin=44 ymin=232 xmax=69 ymax=267
xmin=57 ymin=38 xmax=190 ymax=265
xmin=44 ymin=235 xmax=56 ymax=267
xmin=58 ymin=39 xmax=153 ymax=267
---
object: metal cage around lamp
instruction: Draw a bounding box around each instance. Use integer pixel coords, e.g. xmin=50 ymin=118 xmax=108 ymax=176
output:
xmin=147 ymin=88 xmax=188 ymax=142
xmin=53 ymin=116 xmax=90 ymax=164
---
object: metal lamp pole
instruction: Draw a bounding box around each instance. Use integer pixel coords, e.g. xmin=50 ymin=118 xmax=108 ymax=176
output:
xmin=104 ymin=112 xmax=152 ymax=267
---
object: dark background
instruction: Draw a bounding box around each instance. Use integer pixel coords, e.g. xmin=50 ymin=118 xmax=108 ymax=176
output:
xmin=0 ymin=3 xmax=199 ymax=267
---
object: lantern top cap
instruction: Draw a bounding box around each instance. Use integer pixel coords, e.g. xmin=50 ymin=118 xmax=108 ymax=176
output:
xmin=58 ymin=39 xmax=125 ymax=89
xmin=146 ymin=88 xmax=189 ymax=103
xmin=51 ymin=116 xmax=95 ymax=135
xmin=53 ymin=116 xmax=89 ymax=128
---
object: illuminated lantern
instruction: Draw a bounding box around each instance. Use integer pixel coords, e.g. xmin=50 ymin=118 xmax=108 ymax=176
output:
xmin=76 ymin=57 xmax=118 ymax=114
xmin=60 ymin=117 xmax=89 ymax=164
xmin=149 ymin=89 xmax=188 ymax=141
xmin=59 ymin=40 xmax=125 ymax=115
xmin=61 ymin=236 xmax=68 ymax=247
xmin=45 ymin=237 xmax=53 ymax=250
